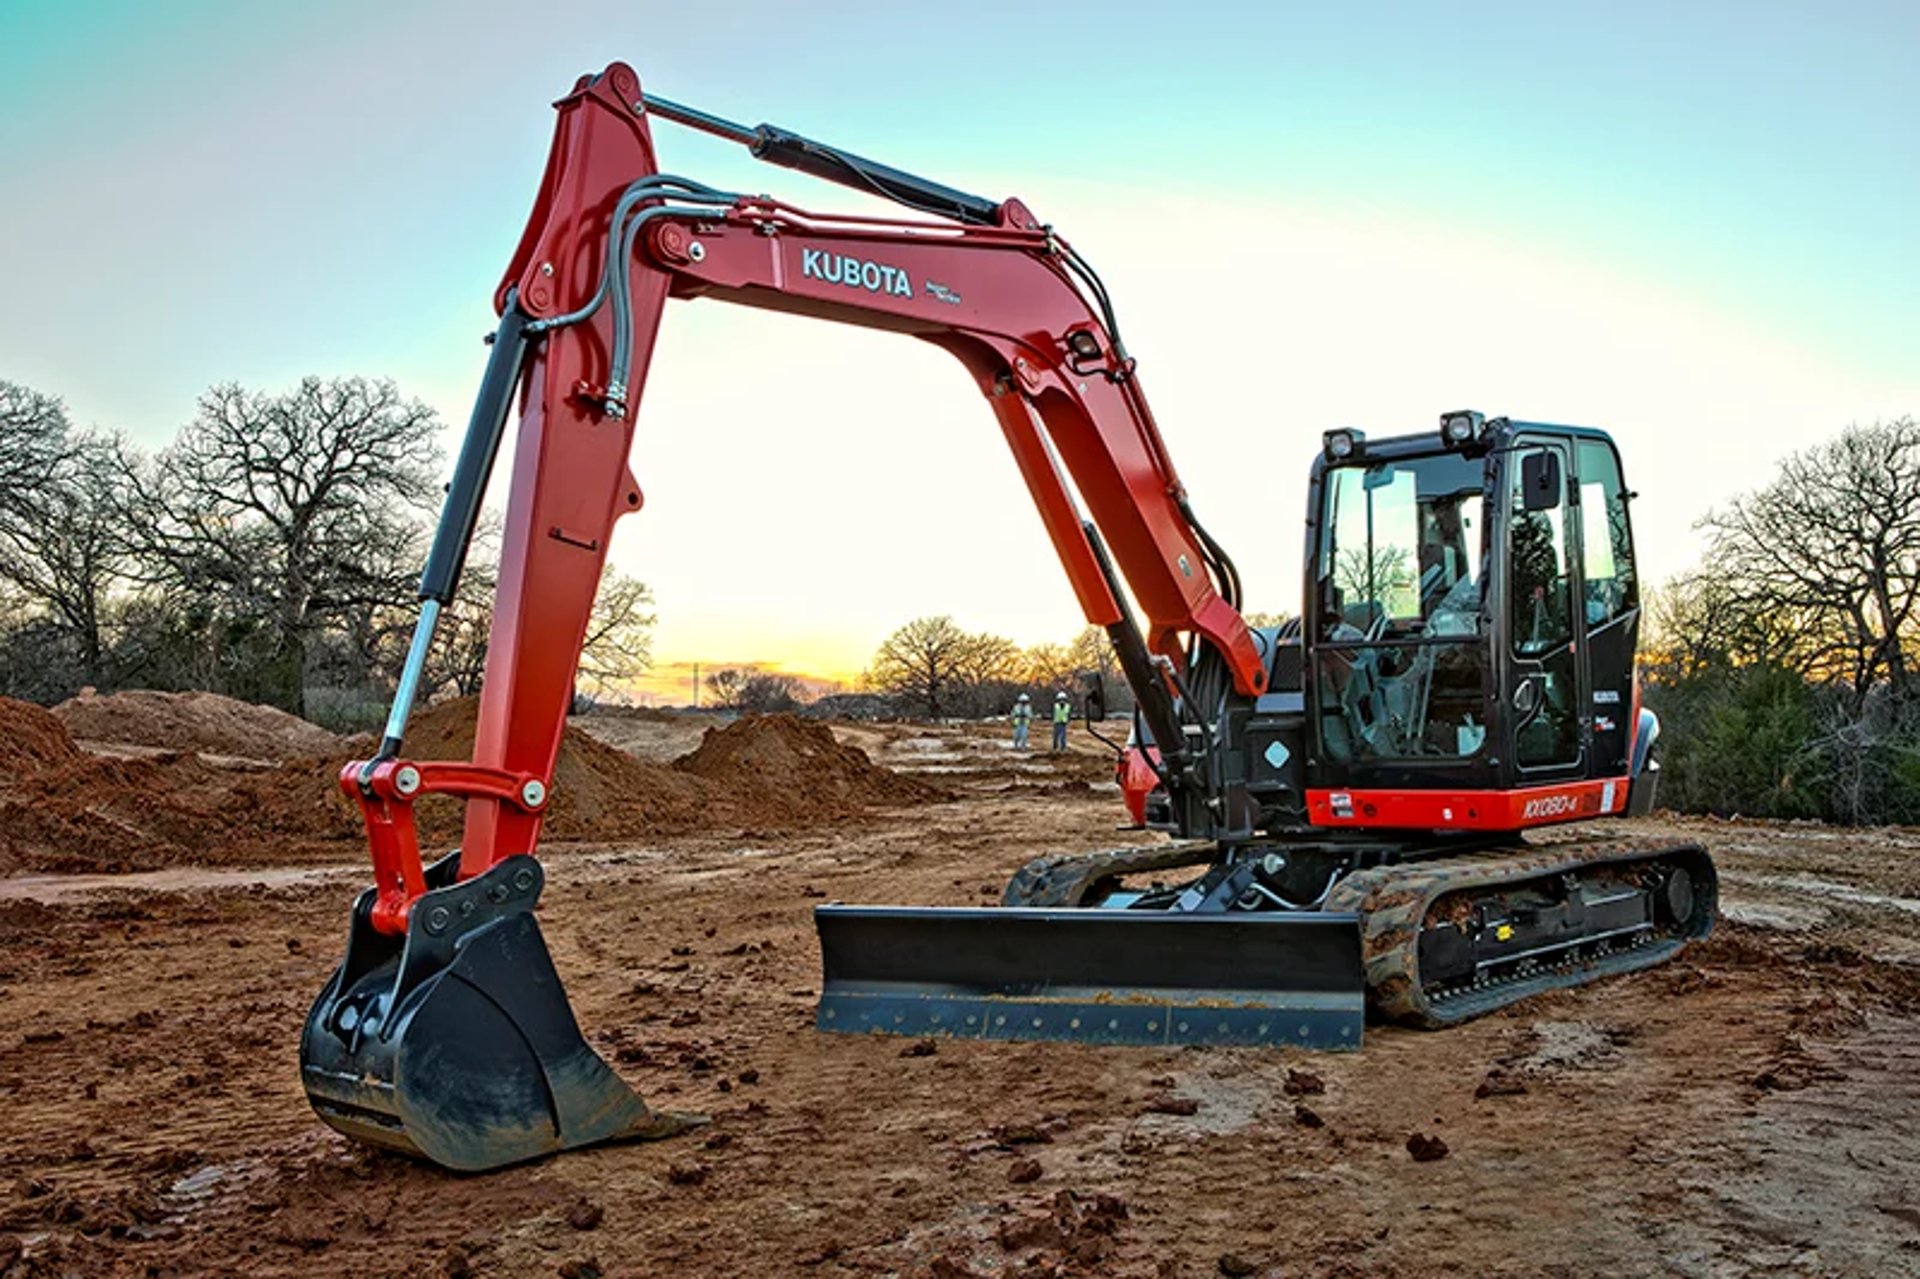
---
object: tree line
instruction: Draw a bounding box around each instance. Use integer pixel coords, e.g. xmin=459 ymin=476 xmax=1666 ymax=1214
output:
xmin=858 ymin=615 xmax=1131 ymax=719
xmin=701 ymin=619 xmax=1133 ymax=721
xmin=6 ymin=370 xmax=1912 ymax=823
xmin=1644 ymin=417 xmax=1920 ymax=825
xmin=0 ymin=376 xmax=655 ymax=725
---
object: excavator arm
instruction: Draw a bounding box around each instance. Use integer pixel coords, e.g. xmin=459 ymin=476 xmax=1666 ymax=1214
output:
xmin=358 ymin=62 xmax=1266 ymax=932
xmin=301 ymin=63 xmax=1327 ymax=1171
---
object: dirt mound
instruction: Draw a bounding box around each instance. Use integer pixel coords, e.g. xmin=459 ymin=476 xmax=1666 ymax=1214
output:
xmin=580 ymin=703 xmax=683 ymax=723
xmin=231 ymin=701 xmax=949 ymax=855
xmin=674 ymin=714 xmax=950 ymax=813
xmin=0 ymin=696 xmax=949 ymax=875
xmin=391 ymin=696 xmax=728 ymax=843
xmin=0 ymin=699 xmax=239 ymax=875
xmin=0 ymin=698 xmax=84 ymax=778
xmin=52 ymin=690 xmax=342 ymax=761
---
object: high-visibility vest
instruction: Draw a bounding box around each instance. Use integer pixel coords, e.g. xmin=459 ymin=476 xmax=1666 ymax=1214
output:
xmin=1052 ymin=701 xmax=1071 ymax=724
xmin=1012 ymin=703 xmax=1032 ymax=723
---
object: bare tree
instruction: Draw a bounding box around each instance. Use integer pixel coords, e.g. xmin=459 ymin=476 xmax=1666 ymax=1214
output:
xmin=699 ymin=667 xmax=798 ymax=713
xmin=1067 ymin=625 xmax=1123 ymax=684
xmin=419 ymin=560 xmax=498 ymax=699
xmin=1700 ymin=417 xmax=1920 ymax=700
xmin=577 ymin=567 xmax=656 ymax=696
xmin=1022 ymin=642 xmax=1078 ymax=691
xmin=124 ymin=377 xmax=441 ymax=714
xmin=868 ymin=615 xmax=972 ymax=718
xmin=737 ymin=673 xmax=803 ymax=714
xmin=1067 ymin=624 xmax=1135 ymax=714
xmin=1335 ymin=544 xmax=1416 ymax=617
xmin=0 ymin=381 xmax=70 ymax=519
xmin=704 ymin=667 xmax=748 ymax=710
xmin=1644 ymin=569 xmax=1804 ymax=682
xmin=0 ymin=431 xmax=136 ymax=687
xmin=952 ymin=631 xmax=1021 ymax=690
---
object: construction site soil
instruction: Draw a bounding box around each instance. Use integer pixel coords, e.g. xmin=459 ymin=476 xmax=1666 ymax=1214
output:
xmin=0 ymin=696 xmax=948 ymax=875
xmin=1 ymin=708 xmax=1918 ymax=1277
xmin=52 ymin=691 xmax=345 ymax=762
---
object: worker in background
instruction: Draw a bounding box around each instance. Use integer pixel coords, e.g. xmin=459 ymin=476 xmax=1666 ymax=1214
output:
xmin=1051 ymin=690 xmax=1072 ymax=752
xmin=1010 ymin=692 xmax=1033 ymax=750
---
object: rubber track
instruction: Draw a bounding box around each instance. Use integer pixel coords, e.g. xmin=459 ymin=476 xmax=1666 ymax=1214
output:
xmin=1322 ymin=835 xmax=1715 ymax=1028
xmin=1002 ymin=834 xmax=1716 ymax=1031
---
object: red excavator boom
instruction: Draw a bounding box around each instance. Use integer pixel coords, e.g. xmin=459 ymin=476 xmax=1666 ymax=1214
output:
xmin=352 ymin=62 xmax=1264 ymax=934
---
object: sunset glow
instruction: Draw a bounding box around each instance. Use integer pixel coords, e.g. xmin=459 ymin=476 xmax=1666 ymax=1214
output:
xmin=3 ymin=1 xmax=1912 ymax=697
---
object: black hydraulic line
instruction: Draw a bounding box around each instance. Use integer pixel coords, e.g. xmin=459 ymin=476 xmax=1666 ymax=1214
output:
xmin=643 ymin=93 xmax=1002 ymax=226
xmin=526 ymin=175 xmax=737 ymax=337
xmin=1057 ymin=243 xmax=1129 ymax=365
xmin=419 ymin=297 xmax=530 ymax=604
xmin=1178 ymin=496 xmax=1243 ymax=611
xmin=1082 ymin=521 xmax=1182 ymax=788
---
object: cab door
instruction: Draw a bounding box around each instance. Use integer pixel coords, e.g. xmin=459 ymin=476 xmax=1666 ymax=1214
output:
xmin=1570 ymin=437 xmax=1641 ymax=779
xmin=1499 ymin=437 xmax=1587 ymax=783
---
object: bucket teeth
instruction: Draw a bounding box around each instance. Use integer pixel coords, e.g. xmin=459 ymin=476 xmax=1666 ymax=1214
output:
xmin=301 ymin=853 xmax=700 ymax=1171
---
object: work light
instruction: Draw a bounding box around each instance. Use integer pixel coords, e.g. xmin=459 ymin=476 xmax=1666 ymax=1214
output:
xmin=1323 ymin=428 xmax=1365 ymax=462
xmin=1440 ymin=410 xmax=1484 ymax=447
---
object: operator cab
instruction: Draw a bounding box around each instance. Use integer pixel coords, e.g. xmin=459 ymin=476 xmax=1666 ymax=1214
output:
xmin=1303 ymin=413 xmax=1642 ymax=808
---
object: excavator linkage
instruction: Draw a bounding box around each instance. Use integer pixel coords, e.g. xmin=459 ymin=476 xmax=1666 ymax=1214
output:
xmin=295 ymin=62 xmax=1717 ymax=1171
xmin=815 ymin=905 xmax=1366 ymax=1048
xmin=301 ymin=854 xmax=697 ymax=1170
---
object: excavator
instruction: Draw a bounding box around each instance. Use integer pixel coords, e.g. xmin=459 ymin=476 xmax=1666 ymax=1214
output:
xmin=300 ymin=62 xmax=1716 ymax=1171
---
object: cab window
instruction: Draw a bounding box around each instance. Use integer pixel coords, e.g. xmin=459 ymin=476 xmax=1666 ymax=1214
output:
xmin=1576 ymin=440 xmax=1637 ymax=628
xmin=1319 ymin=453 xmax=1485 ymax=641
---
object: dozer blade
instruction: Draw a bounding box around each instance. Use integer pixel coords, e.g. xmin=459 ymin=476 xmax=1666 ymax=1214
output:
xmin=301 ymin=853 xmax=698 ymax=1171
xmin=815 ymin=905 xmax=1366 ymax=1049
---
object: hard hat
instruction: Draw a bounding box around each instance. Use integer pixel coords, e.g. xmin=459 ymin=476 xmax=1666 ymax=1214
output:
xmin=1017 ymin=693 xmax=1030 ymax=701
xmin=1056 ymin=691 xmax=1068 ymax=700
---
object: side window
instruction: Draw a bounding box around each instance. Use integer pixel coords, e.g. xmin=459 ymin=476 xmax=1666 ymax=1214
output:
xmin=1576 ymin=440 xmax=1637 ymax=629
xmin=1507 ymin=449 xmax=1571 ymax=656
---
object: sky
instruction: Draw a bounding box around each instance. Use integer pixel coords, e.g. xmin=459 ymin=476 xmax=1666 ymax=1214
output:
xmin=2 ymin=1 xmax=1914 ymax=701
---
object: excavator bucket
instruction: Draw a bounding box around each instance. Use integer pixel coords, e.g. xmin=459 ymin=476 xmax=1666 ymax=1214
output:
xmin=301 ymin=854 xmax=697 ymax=1171
xmin=815 ymin=906 xmax=1367 ymax=1049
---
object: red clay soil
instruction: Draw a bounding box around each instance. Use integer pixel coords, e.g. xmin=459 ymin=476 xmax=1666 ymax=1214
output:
xmin=388 ymin=696 xmax=732 ymax=844
xmin=4 ymin=811 xmax=1920 ymax=1278
xmin=51 ymin=690 xmax=343 ymax=761
xmin=0 ymin=700 xmax=239 ymax=876
xmin=0 ymin=697 xmax=950 ymax=876
xmin=0 ymin=698 xmax=83 ymax=776
xmin=673 ymin=713 xmax=950 ymax=811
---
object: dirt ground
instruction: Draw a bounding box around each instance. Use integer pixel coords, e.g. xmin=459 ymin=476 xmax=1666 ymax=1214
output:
xmin=2 ymin=718 xmax=1918 ymax=1278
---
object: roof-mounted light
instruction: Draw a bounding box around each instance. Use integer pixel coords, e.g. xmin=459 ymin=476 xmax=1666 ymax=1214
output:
xmin=1323 ymin=428 xmax=1366 ymax=463
xmin=1439 ymin=409 xmax=1485 ymax=448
